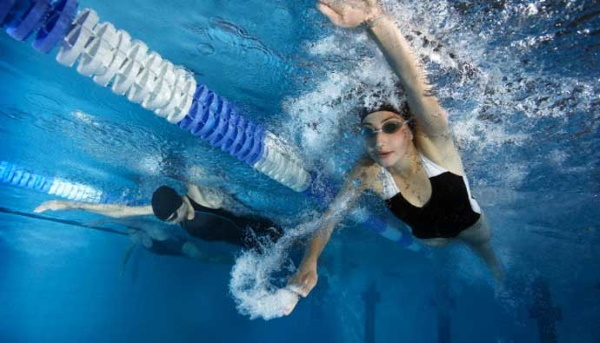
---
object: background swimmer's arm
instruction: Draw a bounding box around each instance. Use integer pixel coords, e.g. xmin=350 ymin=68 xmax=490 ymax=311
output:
xmin=288 ymin=162 xmax=368 ymax=297
xmin=120 ymin=241 xmax=137 ymax=278
xmin=186 ymin=183 xmax=224 ymax=209
xmin=34 ymin=200 xmax=153 ymax=218
xmin=186 ymin=184 xmax=206 ymax=203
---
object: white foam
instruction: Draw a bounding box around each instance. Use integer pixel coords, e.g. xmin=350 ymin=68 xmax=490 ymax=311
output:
xmin=71 ymin=110 xmax=96 ymax=124
xmin=229 ymin=218 xmax=318 ymax=320
xmin=229 ymin=193 xmax=358 ymax=320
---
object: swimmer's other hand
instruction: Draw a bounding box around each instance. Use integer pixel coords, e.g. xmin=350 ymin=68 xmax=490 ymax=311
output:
xmin=317 ymin=0 xmax=383 ymax=29
xmin=34 ymin=200 xmax=74 ymax=213
xmin=286 ymin=265 xmax=318 ymax=298
xmin=279 ymin=288 xmax=301 ymax=316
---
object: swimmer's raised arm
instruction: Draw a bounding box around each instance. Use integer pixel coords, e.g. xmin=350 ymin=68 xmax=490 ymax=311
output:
xmin=34 ymin=200 xmax=153 ymax=218
xmin=317 ymin=0 xmax=450 ymax=141
xmin=287 ymin=161 xmax=369 ymax=298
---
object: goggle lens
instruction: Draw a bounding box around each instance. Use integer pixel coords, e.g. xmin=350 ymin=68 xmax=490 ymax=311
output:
xmin=360 ymin=120 xmax=408 ymax=138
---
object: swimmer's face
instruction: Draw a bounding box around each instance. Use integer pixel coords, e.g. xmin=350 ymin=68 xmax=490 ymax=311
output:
xmin=166 ymin=196 xmax=195 ymax=224
xmin=361 ymin=111 xmax=412 ymax=167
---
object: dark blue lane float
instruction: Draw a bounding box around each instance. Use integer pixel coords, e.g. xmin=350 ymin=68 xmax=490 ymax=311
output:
xmin=178 ymin=85 xmax=265 ymax=166
xmin=2 ymin=0 xmax=77 ymax=52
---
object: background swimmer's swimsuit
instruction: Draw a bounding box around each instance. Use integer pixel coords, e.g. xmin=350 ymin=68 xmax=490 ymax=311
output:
xmin=180 ymin=198 xmax=282 ymax=249
xmin=381 ymin=154 xmax=481 ymax=239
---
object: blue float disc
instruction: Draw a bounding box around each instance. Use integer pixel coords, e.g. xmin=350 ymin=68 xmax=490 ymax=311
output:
xmin=0 ymin=0 xmax=17 ymax=27
xmin=33 ymin=0 xmax=79 ymax=53
xmin=6 ymin=0 xmax=50 ymax=41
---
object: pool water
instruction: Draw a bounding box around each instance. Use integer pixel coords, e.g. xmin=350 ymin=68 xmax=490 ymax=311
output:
xmin=1 ymin=0 xmax=599 ymax=342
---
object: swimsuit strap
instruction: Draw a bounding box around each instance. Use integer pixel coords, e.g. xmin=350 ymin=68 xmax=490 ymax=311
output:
xmin=419 ymin=153 xmax=448 ymax=177
xmin=379 ymin=152 xmax=446 ymax=199
xmin=379 ymin=153 xmax=480 ymax=213
xmin=462 ymin=174 xmax=481 ymax=214
xmin=379 ymin=167 xmax=399 ymax=200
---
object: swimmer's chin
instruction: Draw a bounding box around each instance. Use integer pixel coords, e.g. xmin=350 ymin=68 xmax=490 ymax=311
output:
xmin=368 ymin=151 xmax=397 ymax=167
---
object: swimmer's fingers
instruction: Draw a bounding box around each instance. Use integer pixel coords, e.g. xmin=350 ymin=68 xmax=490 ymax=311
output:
xmin=285 ymin=281 xmax=309 ymax=298
xmin=287 ymin=271 xmax=318 ymax=298
xmin=317 ymin=2 xmax=345 ymax=27
xmin=286 ymin=284 xmax=307 ymax=298
xmin=33 ymin=202 xmax=50 ymax=213
xmin=281 ymin=281 xmax=316 ymax=316
xmin=33 ymin=205 xmax=47 ymax=213
xmin=34 ymin=200 xmax=70 ymax=213
xmin=366 ymin=0 xmax=382 ymax=10
xmin=302 ymin=277 xmax=318 ymax=296
xmin=281 ymin=292 xmax=301 ymax=316
xmin=317 ymin=0 xmax=382 ymax=28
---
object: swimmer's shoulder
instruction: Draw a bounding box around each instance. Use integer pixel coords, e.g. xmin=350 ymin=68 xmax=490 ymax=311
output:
xmin=349 ymin=157 xmax=383 ymax=194
xmin=349 ymin=156 xmax=376 ymax=176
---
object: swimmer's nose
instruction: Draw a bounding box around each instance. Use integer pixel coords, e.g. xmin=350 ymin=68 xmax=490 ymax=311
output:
xmin=375 ymin=132 xmax=388 ymax=146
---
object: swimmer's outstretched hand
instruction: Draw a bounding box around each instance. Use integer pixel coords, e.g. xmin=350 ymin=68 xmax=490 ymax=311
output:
xmin=281 ymin=265 xmax=318 ymax=315
xmin=34 ymin=200 xmax=74 ymax=213
xmin=317 ymin=0 xmax=383 ymax=28
xmin=286 ymin=264 xmax=319 ymax=298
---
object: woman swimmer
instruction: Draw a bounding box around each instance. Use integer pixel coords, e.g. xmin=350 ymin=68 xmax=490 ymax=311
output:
xmin=287 ymin=0 xmax=504 ymax=302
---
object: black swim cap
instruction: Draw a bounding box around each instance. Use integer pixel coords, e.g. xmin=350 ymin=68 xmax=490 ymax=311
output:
xmin=151 ymin=185 xmax=183 ymax=221
xmin=359 ymin=102 xmax=414 ymax=130
xmin=359 ymin=103 xmax=403 ymax=122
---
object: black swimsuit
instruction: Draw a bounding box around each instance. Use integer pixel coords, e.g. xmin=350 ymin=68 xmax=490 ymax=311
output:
xmin=180 ymin=198 xmax=282 ymax=249
xmin=381 ymin=155 xmax=481 ymax=239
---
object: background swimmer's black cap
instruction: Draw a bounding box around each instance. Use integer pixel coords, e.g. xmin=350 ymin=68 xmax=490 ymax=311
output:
xmin=151 ymin=185 xmax=183 ymax=221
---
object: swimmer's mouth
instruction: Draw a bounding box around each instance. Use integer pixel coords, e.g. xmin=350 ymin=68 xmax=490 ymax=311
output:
xmin=377 ymin=152 xmax=392 ymax=158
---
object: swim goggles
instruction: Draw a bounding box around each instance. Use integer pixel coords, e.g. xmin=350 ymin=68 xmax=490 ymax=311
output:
xmin=166 ymin=198 xmax=188 ymax=223
xmin=360 ymin=119 xmax=411 ymax=138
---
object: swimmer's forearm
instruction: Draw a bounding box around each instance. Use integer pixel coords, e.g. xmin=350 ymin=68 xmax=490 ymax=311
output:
xmin=367 ymin=16 xmax=447 ymax=126
xmin=300 ymin=221 xmax=337 ymax=268
xmin=368 ymin=16 xmax=425 ymax=92
xmin=72 ymin=203 xmax=153 ymax=218
xmin=300 ymin=165 xmax=365 ymax=268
